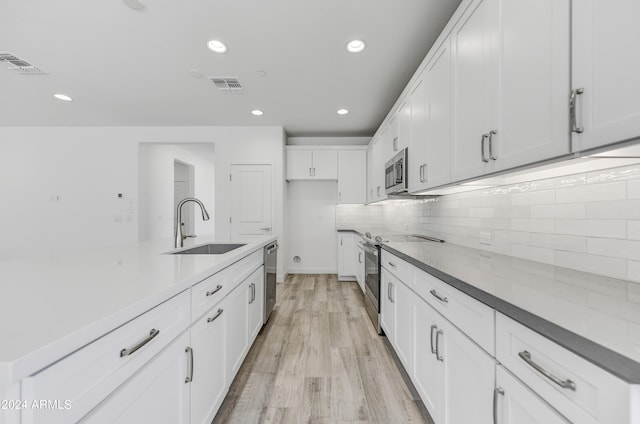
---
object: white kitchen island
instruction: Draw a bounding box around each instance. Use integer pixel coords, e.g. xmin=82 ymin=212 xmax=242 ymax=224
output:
xmin=0 ymin=236 xmax=276 ymax=424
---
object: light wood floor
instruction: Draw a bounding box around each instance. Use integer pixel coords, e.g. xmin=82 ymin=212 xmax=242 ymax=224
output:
xmin=214 ymin=274 xmax=433 ymax=424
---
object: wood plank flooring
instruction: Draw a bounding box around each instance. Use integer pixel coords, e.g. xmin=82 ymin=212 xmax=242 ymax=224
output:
xmin=213 ymin=274 xmax=434 ymax=424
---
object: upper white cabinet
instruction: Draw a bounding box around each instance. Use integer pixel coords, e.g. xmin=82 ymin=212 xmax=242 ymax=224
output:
xmin=286 ymin=148 xmax=337 ymax=180
xmin=370 ymin=137 xmax=387 ymax=202
xmin=571 ymin=0 xmax=640 ymax=152
xmin=451 ymin=0 xmax=570 ymax=182
xmin=338 ymin=150 xmax=366 ymax=204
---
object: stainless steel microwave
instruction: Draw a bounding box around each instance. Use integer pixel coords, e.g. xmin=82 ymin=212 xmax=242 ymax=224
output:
xmin=385 ymin=148 xmax=408 ymax=194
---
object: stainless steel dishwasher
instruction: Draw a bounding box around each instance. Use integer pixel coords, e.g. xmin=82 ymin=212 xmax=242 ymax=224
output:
xmin=264 ymin=241 xmax=278 ymax=323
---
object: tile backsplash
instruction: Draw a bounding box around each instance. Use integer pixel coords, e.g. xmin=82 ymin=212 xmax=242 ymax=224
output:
xmin=337 ymin=162 xmax=640 ymax=283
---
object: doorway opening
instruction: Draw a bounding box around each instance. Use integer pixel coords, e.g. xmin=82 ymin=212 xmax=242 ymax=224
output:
xmin=174 ymin=160 xmax=195 ymax=237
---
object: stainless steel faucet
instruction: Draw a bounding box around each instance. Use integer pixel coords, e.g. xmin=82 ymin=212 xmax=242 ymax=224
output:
xmin=175 ymin=197 xmax=210 ymax=248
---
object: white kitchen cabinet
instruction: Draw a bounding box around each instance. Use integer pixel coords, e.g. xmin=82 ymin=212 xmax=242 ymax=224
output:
xmin=247 ymin=266 xmax=264 ymax=343
xmin=412 ymin=294 xmax=494 ymax=424
xmin=371 ymin=136 xmax=386 ymax=201
xmin=495 ymin=366 xmax=570 ymax=424
xmin=286 ymin=148 xmax=337 ymax=180
xmin=380 ymin=268 xmax=395 ymax=344
xmin=572 ymin=0 xmax=640 ymax=152
xmin=225 ymin=281 xmax=250 ymax=385
xmin=189 ymin=303 xmax=227 ymax=424
xmin=366 ymin=143 xmax=375 ymax=203
xmin=393 ymin=276 xmax=413 ymax=374
xmin=384 ymin=115 xmax=400 ymax=158
xmin=355 ymin=238 xmax=365 ymax=293
xmin=396 ymin=101 xmax=410 ymax=156
xmin=451 ymin=0 xmax=570 ymax=182
xmin=337 ymin=232 xmax=356 ymax=281
xmin=409 ymin=37 xmax=452 ymax=193
xmin=338 ymin=149 xmax=366 ymax=204
xmin=79 ymin=332 xmax=190 ymax=424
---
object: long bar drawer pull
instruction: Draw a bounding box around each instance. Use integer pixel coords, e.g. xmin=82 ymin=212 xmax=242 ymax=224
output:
xmin=388 ymin=261 xmax=397 ymax=268
xmin=120 ymin=328 xmax=160 ymax=357
xmin=493 ymin=387 xmax=504 ymax=424
xmin=206 ymin=284 xmax=223 ymax=297
xmin=185 ymin=346 xmax=194 ymax=383
xmin=430 ymin=325 xmax=437 ymax=354
xmin=207 ymin=308 xmax=224 ymax=323
xmin=429 ymin=289 xmax=448 ymax=303
xmin=518 ymin=351 xmax=576 ymax=391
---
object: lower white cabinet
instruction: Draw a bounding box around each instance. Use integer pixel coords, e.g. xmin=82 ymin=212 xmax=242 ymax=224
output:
xmin=225 ymin=279 xmax=250 ymax=385
xmin=248 ymin=266 xmax=265 ymax=343
xmin=380 ymin=268 xmax=396 ymax=344
xmin=495 ymin=366 xmax=570 ymax=424
xmin=412 ymin=294 xmax=494 ymax=424
xmin=355 ymin=240 xmax=365 ymax=293
xmin=189 ymin=303 xmax=227 ymax=424
xmin=79 ymin=332 xmax=190 ymax=424
xmin=337 ymin=232 xmax=356 ymax=281
xmin=393 ymin=275 xmax=413 ymax=373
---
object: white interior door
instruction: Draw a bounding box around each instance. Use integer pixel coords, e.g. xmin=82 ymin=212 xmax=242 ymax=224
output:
xmin=230 ymin=164 xmax=272 ymax=239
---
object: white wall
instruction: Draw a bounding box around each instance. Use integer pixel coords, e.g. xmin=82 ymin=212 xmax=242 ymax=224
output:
xmin=286 ymin=181 xmax=338 ymax=273
xmin=138 ymin=144 xmax=215 ymax=242
xmin=0 ymin=126 xmax=287 ymax=281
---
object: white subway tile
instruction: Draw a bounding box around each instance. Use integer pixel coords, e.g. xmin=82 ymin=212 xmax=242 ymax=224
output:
xmin=587 ymin=164 xmax=640 ymax=183
xmin=530 ymin=233 xmax=586 ymax=252
xmin=556 ymin=251 xmax=627 ymax=280
xmin=511 ymin=244 xmax=555 ymax=265
xmin=628 ymin=261 xmax=640 ymax=283
xmin=629 ymin=179 xmax=640 ymax=199
xmin=494 ymin=230 xmax=532 ymax=245
xmin=587 ymin=238 xmax=640 ymax=261
xmin=511 ymin=190 xmax=555 ymax=206
xmin=556 ymin=181 xmax=626 ymax=203
xmin=555 ymin=219 xmax=627 ymax=238
xmin=511 ymin=219 xmax=555 ymax=233
xmin=468 ymin=207 xmax=494 ymax=218
xmin=586 ymin=200 xmax=640 ymax=219
xmin=628 ymin=221 xmax=640 ymax=240
xmin=531 ymin=174 xmax=586 ymax=191
xmin=531 ymin=203 xmax=586 ymax=219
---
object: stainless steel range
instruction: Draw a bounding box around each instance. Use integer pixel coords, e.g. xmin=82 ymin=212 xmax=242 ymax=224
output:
xmin=362 ymin=232 xmax=444 ymax=335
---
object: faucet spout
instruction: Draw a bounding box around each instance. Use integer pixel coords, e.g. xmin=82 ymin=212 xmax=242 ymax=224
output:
xmin=175 ymin=197 xmax=211 ymax=248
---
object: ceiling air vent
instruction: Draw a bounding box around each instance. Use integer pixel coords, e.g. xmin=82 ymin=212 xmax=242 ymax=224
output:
xmin=0 ymin=52 xmax=47 ymax=74
xmin=209 ymin=76 xmax=244 ymax=92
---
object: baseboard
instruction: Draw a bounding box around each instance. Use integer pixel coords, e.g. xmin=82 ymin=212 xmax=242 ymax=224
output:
xmin=286 ymin=268 xmax=337 ymax=275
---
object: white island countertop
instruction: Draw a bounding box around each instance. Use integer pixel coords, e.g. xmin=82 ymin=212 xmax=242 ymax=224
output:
xmin=0 ymin=236 xmax=276 ymax=386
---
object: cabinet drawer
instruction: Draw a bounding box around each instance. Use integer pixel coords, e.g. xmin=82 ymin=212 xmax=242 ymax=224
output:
xmin=229 ymin=250 xmax=263 ymax=288
xmin=413 ymin=266 xmax=494 ymax=355
xmin=381 ymin=251 xmax=413 ymax=288
xmin=496 ymin=313 xmax=633 ymax=424
xmin=22 ymin=291 xmax=190 ymax=424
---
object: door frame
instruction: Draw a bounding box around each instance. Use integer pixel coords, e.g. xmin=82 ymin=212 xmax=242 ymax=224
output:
xmin=228 ymin=161 xmax=274 ymax=239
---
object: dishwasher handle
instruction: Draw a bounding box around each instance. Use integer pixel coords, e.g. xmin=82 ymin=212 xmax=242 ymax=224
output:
xmin=266 ymin=243 xmax=279 ymax=255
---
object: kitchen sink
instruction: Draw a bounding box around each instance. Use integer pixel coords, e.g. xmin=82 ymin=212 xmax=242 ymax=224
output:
xmin=171 ymin=243 xmax=246 ymax=255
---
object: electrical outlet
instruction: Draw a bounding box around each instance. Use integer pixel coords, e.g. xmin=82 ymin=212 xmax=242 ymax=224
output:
xmin=479 ymin=232 xmax=492 ymax=246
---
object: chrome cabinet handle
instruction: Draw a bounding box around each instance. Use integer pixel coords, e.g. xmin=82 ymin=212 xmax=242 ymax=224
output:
xmin=390 ymin=283 xmax=394 ymax=303
xmin=266 ymin=244 xmax=279 ymax=254
xmin=338 ymin=192 xmax=342 ymax=201
xmin=312 ymin=167 xmax=316 ymax=176
xmin=493 ymin=387 xmax=504 ymax=424
xmin=430 ymin=289 xmax=448 ymax=304
xmin=481 ymin=133 xmax=489 ymax=162
xmin=309 ymin=167 xmax=312 ymax=176
xmin=570 ymin=88 xmax=584 ymax=134
xmin=488 ymin=130 xmax=497 ymax=160
xmin=377 ymin=186 xmax=381 ymax=196
xmin=421 ymin=163 xmax=428 ymax=183
xmin=518 ymin=351 xmax=576 ymax=391
xmin=260 ymin=227 xmax=271 ymax=231
xmin=419 ymin=164 xmax=424 ymax=183
xmin=120 ymin=328 xmax=159 ymax=357
xmin=387 ymin=282 xmax=392 ymax=301
xmin=358 ymin=252 xmax=362 ymax=263
xmin=207 ymin=308 xmax=224 ymax=323
xmin=436 ymin=330 xmax=444 ymax=361
xmin=388 ymin=261 xmax=396 ymax=268
xmin=206 ymin=284 xmax=223 ymax=297
xmin=430 ymin=325 xmax=437 ymax=354
xmin=393 ymin=137 xmax=398 ymax=151
xmin=185 ymin=346 xmax=194 ymax=383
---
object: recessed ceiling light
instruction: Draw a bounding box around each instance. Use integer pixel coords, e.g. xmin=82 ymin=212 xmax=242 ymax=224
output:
xmin=53 ymin=93 xmax=73 ymax=102
xmin=337 ymin=109 xmax=349 ymax=115
xmin=251 ymin=109 xmax=263 ymax=116
xmin=346 ymin=40 xmax=366 ymax=53
xmin=207 ymin=40 xmax=228 ymax=54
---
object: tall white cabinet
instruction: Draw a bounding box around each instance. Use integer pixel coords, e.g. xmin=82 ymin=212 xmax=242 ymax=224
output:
xmin=571 ymin=0 xmax=640 ymax=152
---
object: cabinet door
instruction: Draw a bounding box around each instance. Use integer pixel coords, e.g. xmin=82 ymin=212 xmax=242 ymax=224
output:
xmin=380 ymin=269 xmax=395 ymax=344
xmin=366 ymin=144 xmax=374 ymax=203
xmin=337 ymin=233 xmax=356 ymax=279
xmin=311 ymin=150 xmax=338 ymax=180
xmin=248 ymin=266 xmax=265 ymax=343
xmin=441 ymin=317 xmax=495 ymax=424
xmin=413 ymin=298 xmax=444 ymax=424
xmin=286 ymin=150 xmax=313 ymax=180
xmin=572 ymin=0 xmax=640 ymax=152
xmin=372 ymin=137 xmax=385 ymax=200
xmin=356 ymin=245 xmax=365 ymax=292
xmin=394 ymin=279 xmax=413 ymax=374
xmin=387 ymin=115 xmax=401 ymax=155
xmin=496 ymin=366 xmax=570 ymax=424
xmin=397 ymin=101 xmax=410 ymax=155
xmin=495 ymin=0 xmax=570 ymax=171
xmin=407 ymin=74 xmax=428 ymax=193
xmin=79 ymin=332 xmax=189 ymax=424
xmin=225 ymin=282 xmax=249 ymax=385
xmin=338 ymin=150 xmax=366 ymax=204
xmin=451 ymin=0 xmax=495 ymax=181
xmin=190 ymin=306 xmax=227 ymax=424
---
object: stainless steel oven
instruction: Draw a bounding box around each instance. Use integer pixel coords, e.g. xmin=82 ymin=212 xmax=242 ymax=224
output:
xmin=385 ymin=148 xmax=408 ymax=194
xmin=362 ymin=239 xmax=382 ymax=335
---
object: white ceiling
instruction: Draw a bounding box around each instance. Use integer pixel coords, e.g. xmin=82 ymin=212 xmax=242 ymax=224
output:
xmin=0 ymin=0 xmax=460 ymax=136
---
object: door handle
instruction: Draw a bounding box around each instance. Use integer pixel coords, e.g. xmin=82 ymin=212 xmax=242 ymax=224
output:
xmin=120 ymin=329 xmax=159 ymax=357
xmin=430 ymin=325 xmax=437 ymax=354
xmin=570 ymin=88 xmax=584 ymax=134
xmin=481 ymin=133 xmax=489 ymax=162
xmin=488 ymin=130 xmax=497 ymax=160
xmin=493 ymin=387 xmax=504 ymax=424
xmin=206 ymin=284 xmax=223 ymax=297
xmin=260 ymin=227 xmax=271 ymax=231
xmin=185 ymin=346 xmax=194 ymax=383
xmin=518 ymin=351 xmax=576 ymax=390
xmin=435 ymin=329 xmax=443 ymax=361
xmin=430 ymin=289 xmax=448 ymax=304
xmin=206 ymin=308 xmax=224 ymax=323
